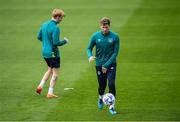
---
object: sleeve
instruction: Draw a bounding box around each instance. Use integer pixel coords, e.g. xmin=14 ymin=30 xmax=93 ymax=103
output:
xmin=103 ymin=35 xmax=120 ymax=68
xmin=87 ymin=34 xmax=96 ymax=58
xmin=37 ymin=26 xmax=42 ymax=41
xmin=52 ymin=27 xmax=67 ymax=46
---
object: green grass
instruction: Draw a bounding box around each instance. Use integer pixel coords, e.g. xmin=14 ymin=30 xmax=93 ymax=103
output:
xmin=0 ymin=0 xmax=180 ymax=121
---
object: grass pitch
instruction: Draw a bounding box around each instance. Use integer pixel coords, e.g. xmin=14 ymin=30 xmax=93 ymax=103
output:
xmin=0 ymin=0 xmax=180 ymax=121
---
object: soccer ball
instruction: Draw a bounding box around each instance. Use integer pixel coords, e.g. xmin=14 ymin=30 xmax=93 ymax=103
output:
xmin=102 ymin=93 xmax=115 ymax=105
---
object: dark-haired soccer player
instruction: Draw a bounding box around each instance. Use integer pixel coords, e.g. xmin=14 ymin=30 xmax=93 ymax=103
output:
xmin=87 ymin=17 xmax=120 ymax=115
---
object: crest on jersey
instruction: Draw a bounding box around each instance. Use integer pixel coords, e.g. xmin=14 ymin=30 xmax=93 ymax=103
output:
xmin=97 ymin=39 xmax=101 ymax=42
xmin=108 ymin=38 xmax=113 ymax=43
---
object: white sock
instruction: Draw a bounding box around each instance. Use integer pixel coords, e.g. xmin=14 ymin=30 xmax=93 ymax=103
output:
xmin=109 ymin=103 xmax=115 ymax=110
xmin=48 ymin=87 xmax=54 ymax=95
xmin=99 ymin=95 xmax=103 ymax=99
xmin=39 ymin=80 xmax=45 ymax=88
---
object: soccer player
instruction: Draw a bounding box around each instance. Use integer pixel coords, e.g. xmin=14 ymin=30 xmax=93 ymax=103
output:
xmin=87 ymin=17 xmax=120 ymax=115
xmin=36 ymin=8 xmax=69 ymax=98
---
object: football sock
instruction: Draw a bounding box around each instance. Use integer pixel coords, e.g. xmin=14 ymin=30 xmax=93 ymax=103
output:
xmin=48 ymin=87 xmax=54 ymax=95
xmin=99 ymin=95 xmax=103 ymax=99
xmin=39 ymin=80 xmax=45 ymax=88
xmin=109 ymin=103 xmax=115 ymax=110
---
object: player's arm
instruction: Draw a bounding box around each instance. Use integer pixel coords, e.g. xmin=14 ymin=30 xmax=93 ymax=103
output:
xmin=52 ymin=27 xmax=68 ymax=46
xmin=37 ymin=26 xmax=42 ymax=41
xmin=87 ymin=34 xmax=96 ymax=62
xmin=103 ymin=36 xmax=120 ymax=69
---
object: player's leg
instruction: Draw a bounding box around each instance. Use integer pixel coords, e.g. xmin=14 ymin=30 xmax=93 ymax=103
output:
xmin=47 ymin=57 xmax=60 ymax=98
xmin=36 ymin=67 xmax=52 ymax=94
xmin=47 ymin=68 xmax=59 ymax=98
xmin=96 ymin=66 xmax=107 ymax=109
xmin=107 ymin=63 xmax=117 ymax=115
xmin=107 ymin=63 xmax=116 ymax=97
xmin=36 ymin=58 xmax=53 ymax=94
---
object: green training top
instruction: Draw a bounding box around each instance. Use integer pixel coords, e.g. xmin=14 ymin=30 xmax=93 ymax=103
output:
xmin=37 ymin=20 xmax=67 ymax=58
xmin=87 ymin=30 xmax=120 ymax=68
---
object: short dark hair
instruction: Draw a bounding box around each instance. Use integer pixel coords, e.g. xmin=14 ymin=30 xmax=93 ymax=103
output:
xmin=100 ymin=17 xmax=111 ymax=26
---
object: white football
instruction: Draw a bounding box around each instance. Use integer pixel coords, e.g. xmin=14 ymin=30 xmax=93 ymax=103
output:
xmin=102 ymin=93 xmax=115 ymax=105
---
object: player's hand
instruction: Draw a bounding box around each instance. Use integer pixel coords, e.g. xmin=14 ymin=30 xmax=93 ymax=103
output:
xmin=89 ymin=56 xmax=96 ymax=62
xmin=64 ymin=37 xmax=69 ymax=43
xmin=102 ymin=66 xmax=107 ymax=74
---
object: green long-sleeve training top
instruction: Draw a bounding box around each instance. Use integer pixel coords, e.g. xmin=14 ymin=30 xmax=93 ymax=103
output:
xmin=37 ymin=20 xmax=67 ymax=58
xmin=87 ymin=30 xmax=120 ymax=68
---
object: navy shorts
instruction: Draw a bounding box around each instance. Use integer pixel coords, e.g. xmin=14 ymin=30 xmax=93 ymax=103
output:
xmin=44 ymin=57 xmax=60 ymax=68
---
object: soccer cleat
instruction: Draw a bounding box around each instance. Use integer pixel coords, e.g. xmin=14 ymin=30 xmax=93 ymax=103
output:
xmin=109 ymin=108 xmax=117 ymax=115
xmin=98 ymin=99 xmax=103 ymax=109
xmin=47 ymin=94 xmax=58 ymax=98
xmin=36 ymin=86 xmax=42 ymax=94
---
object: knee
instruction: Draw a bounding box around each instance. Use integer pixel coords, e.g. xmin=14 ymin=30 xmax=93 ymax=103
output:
xmin=52 ymin=68 xmax=59 ymax=76
xmin=47 ymin=68 xmax=53 ymax=74
xmin=52 ymin=72 xmax=58 ymax=77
